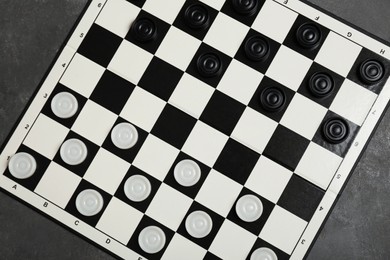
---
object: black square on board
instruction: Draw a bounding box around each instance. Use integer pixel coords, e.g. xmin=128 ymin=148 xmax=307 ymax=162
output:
xmin=283 ymin=15 xmax=329 ymax=60
xmin=277 ymin=174 xmax=324 ymax=222
xmin=115 ymin=166 xmax=161 ymax=213
xmin=3 ymin=145 xmax=51 ymax=191
xmin=235 ymin=29 xmax=280 ymax=74
xmin=53 ymin=131 xmax=99 ymax=178
xmin=164 ymin=152 xmax=211 ymax=199
xmin=102 ymin=117 xmax=148 ymax=163
xmin=246 ymin=238 xmax=290 ymax=260
xmin=200 ymin=90 xmax=246 ymax=136
xmin=297 ymin=62 xmax=344 ymax=108
xmin=127 ymin=215 xmax=174 ymax=260
xmin=126 ymin=0 xmax=145 ymax=8
xmin=151 ymin=104 xmax=196 ymax=149
xmin=248 ymin=77 xmax=295 ymax=122
xmin=173 ymin=0 xmax=218 ymax=41
xmin=90 ymin=70 xmax=135 ymax=114
xmin=263 ymin=125 xmax=310 ymax=171
xmin=187 ymin=43 xmax=232 ymax=88
xmin=204 ymin=252 xmax=222 ymax=260
xmin=125 ymin=10 xmax=170 ymax=54
xmin=177 ymin=201 xmax=224 ymax=249
xmin=347 ymin=48 xmax=390 ymax=94
xmin=214 ymin=138 xmax=260 ymax=185
xmin=138 ymin=57 xmax=184 ymax=101
xmin=41 ymin=83 xmax=87 ymax=129
xmin=227 ymin=187 xmax=274 ymax=236
xmin=64 ymin=179 xmax=112 ymax=227
xmin=78 ymin=24 xmax=122 ymax=67
xmin=221 ymin=0 xmax=265 ymax=26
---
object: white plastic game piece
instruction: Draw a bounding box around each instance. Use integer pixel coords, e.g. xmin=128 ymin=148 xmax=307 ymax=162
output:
xmin=8 ymin=152 xmax=37 ymax=179
xmin=124 ymin=175 xmax=151 ymax=202
xmin=111 ymin=122 xmax=139 ymax=149
xmin=185 ymin=210 xmax=213 ymax=238
xmin=250 ymin=247 xmax=278 ymax=260
xmin=138 ymin=226 xmax=166 ymax=254
xmin=60 ymin=139 xmax=88 ymax=165
xmin=235 ymin=194 xmax=263 ymax=222
xmin=174 ymin=159 xmax=201 ymax=187
xmin=51 ymin=92 xmax=78 ymax=119
xmin=75 ymin=189 xmax=104 ymax=217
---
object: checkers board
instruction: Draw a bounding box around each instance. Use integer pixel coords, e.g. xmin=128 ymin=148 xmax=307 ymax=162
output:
xmin=1 ymin=0 xmax=390 ymax=259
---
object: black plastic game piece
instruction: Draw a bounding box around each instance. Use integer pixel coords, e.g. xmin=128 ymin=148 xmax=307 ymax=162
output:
xmin=308 ymin=72 xmax=334 ymax=98
xmin=359 ymin=59 xmax=385 ymax=84
xmin=244 ymin=36 xmax=270 ymax=62
xmin=231 ymin=0 xmax=259 ymax=16
xmin=196 ymin=53 xmax=222 ymax=77
xmin=184 ymin=4 xmax=210 ymax=30
xmin=260 ymin=87 xmax=286 ymax=112
xmin=322 ymin=118 xmax=349 ymax=144
xmin=296 ymin=23 xmax=322 ymax=49
xmin=130 ymin=18 xmax=157 ymax=42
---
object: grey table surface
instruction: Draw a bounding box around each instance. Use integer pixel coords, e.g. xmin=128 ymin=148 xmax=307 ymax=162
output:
xmin=0 ymin=0 xmax=389 ymax=259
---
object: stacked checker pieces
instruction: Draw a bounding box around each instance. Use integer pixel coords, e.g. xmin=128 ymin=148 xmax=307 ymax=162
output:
xmin=2 ymin=0 xmax=390 ymax=259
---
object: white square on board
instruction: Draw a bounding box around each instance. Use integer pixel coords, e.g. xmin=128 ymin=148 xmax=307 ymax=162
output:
xmin=195 ymin=170 xmax=242 ymax=217
xmin=245 ymin=156 xmax=292 ymax=203
xmin=143 ymin=0 xmax=186 ymax=24
xmin=315 ymin=32 xmax=362 ymax=77
xmin=120 ymin=87 xmax=166 ymax=132
xmin=204 ymin=13 xmax=249 ymax=56
xmin=60 ymin=53 xmax=105 ymax=98
xmin=231 ymin=107 xmax=278 ymax=154
xmin=169 ymin=74 xmax=214 ymax=119
xmin=217 ymin=60 xmax=263 ymax=105
xmin=95 ymin=0 xmax=140 ymax=38
xmin=156 ymin=27 xmax=201 ymax=71
xmin=146 ymin=184 xmax=192 ymax=231
xmin=209 ymin=220 xmax=257 ymax=260
xmin=266 ymin=45 xmax=312 ymax=91
xmin=296 ymin=142 xmax=343 ymax=190
xmin=252 ymin=0 xmax=298 ymax=43
xmin=182 ymin=121 xmax=228 ymax=167
xmin=260 ymin=206 xmax=307 ymax=254
xmin=161 ymin=234 xmax=207 ymax=260
xmin=330 ymin=79 xmax=377 ymax=126
xmin=133 ymin=135 xmax=179 ymax=181
xmin=72 ymin=100 xmax=117 ymax=145
xmin=108 ymin=41 xmax=153 ymax=85
xmin=280 ymin=94 xmax=328 ymax=140
xmin=83 ymin=148 xmax=130 ymax=195
xmin=96 ymin=197 xmax=143 ymax=244
xmin=199 ymin=0 xmax=225 ymax=10
xmin=23 ymin=114 xmax=69 ymax=160
xmin=35 ymin=162 xmax=81 ymax=208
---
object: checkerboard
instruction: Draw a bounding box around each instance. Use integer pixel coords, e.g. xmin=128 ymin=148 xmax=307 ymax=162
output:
xmin=1 ymin=0 xmax=390 ymax=259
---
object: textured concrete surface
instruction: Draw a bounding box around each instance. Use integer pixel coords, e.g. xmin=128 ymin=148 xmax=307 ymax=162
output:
xmin=0 ymin=0 xmax=389 ymax=259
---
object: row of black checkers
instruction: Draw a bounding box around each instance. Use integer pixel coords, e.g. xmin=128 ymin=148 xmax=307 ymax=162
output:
xmin=129 ymin=0 xmax=389 ymax=146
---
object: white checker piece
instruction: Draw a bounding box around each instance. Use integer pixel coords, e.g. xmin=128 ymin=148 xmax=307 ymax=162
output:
xmin=330 ymin=79 xmax=378 ymax=126
xmin=83 ymin=148 xmax=130 ymax=195
xmin=315 ymin=32 xmax=362 ymax=77
xmin=96 ymin=197 xmax=143 ymax=245
xmin=169 ymin=74 xmax=214 ymax=119
xmin=34 ymin=163 xmax=81 ymax=208
xmin=156 ymin=27 xmax=201 ymax=71
xmin=195 ymin=170 xmax=242 ymax=217
xmin=217 ymin=59 xmax=263 ymax=105
xmin=23 ymin=114 xmax=68 ymax=160
xmin=204 ymin=12 xmax=249 ymax=57
xmin=143 ymin=0 xmax=186 ymax=24
xmin=252 ymin=0 xmax=298 ymax=43
xmin=266 ymin=45 xmax=313 ymax=91
xmin=260 ymin=206 xmax=307 ymax=254
xmin=95 ymin=0 xmax=140 ymax=38
xmin=280 ymin=93 xmax=328 ymax=140
xmin=71 ymin=100 xmax=117 ymax=146
xmin=60 ymin=53 xmax=105 ymax=98
xmin=161 ymin=234 xmax=206 ymax=260
xmin=296 ymin=142 xmax=343 ymax=190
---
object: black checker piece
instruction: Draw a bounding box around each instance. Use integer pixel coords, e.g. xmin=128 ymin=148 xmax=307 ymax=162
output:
xmin=221 ymin=0 xmax=265 ymax=26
